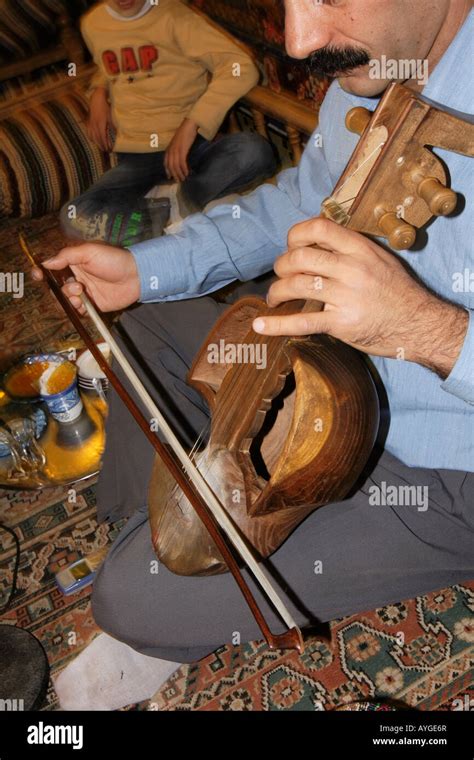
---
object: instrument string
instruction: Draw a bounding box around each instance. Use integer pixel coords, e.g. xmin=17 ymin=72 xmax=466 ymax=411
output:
xmin=339 ymin=195 xmax=357 ymax=207
xmin=332 ymin=140 xmax=386 ymax=200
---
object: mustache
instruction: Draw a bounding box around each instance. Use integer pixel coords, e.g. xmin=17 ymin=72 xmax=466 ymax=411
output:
xmin=306 ymin=45 xmax=371 ymax=77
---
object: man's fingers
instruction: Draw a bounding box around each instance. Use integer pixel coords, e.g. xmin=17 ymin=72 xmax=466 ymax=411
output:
xmin=62 ymin=283 xmax=86 ymax=314
xmin=253 ymin=311 xmax=332 ymax=337
xmin=266 ymin=274 xmax=341 ymax=308
xmin=31 ymin=265 xmax=85 ymax=312
xmin=62 ymin=281 xmax=84 ymax=298
xmin=287 ymin=217 xmax=372 ymax=257
xmin=274 ymin=246 xmax=341 ymax=279
xmin=68 ymin=294 xmax=87 ymax=315
xmin=43 ymin=246 xmax=90 ymax=270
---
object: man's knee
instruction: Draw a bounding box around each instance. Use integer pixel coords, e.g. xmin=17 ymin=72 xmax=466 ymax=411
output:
xmin=91 ymin=557 xmax=131 ymax=642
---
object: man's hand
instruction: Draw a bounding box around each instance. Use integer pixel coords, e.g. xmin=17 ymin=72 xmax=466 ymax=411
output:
xmin=252 ymin=218 xmax=468 ymax=379
xmin=87 ymin=87 xmax=114 ymax=152
xmin=165 ymin=118 xmax=199 ymax=182
xmin=31 ymin=243 xmax=140 ymax=315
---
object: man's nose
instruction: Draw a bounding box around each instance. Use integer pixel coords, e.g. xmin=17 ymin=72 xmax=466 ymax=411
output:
xmin=285 ymin=2 xmax=332 ymax=59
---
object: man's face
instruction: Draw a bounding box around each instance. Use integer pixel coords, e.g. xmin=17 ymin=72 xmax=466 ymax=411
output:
xmin=284 ymin=0 xmax=450 ymax=97
xmin=107 ymin=0 xmax=148 ymax=18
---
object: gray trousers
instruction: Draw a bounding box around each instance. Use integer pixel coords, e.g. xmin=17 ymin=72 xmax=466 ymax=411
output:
xmin=91 ymin=293 xmax=474 ymax=663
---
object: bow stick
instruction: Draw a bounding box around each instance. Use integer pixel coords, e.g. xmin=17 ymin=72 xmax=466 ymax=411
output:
xmin=20 ymin=233 xmax=304 ymax=653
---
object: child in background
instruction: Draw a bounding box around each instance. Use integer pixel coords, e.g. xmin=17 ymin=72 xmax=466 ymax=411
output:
xmin=62 ymin=0 xmax=276 ymax=246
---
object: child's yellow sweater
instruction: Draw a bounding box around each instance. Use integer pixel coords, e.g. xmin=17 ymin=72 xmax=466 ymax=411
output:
xmin=81 ymin=0 xmax=260 ymax=152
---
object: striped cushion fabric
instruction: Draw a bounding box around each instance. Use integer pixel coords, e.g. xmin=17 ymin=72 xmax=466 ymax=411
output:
xmin=0 ymin=63 xmax=67 ymax=107
xmin=0 ymin=0 xmax=95 ymax=65
xmin=0 ymin=85 xmax=115 ymax=219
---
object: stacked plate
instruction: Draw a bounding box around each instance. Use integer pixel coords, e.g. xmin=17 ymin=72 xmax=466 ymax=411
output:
xmin=76 ymin=342 xmax=111 ymax=395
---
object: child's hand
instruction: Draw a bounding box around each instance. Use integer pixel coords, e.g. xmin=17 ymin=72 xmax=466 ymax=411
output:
xmin=165 ymin=118 xmax=199 ymax=182
xmin=87 ymin=88 xmax=114 ymax=152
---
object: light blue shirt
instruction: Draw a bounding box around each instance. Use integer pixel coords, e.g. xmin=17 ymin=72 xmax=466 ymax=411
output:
xmin=130 ymin=11 xmax=474 ymax=473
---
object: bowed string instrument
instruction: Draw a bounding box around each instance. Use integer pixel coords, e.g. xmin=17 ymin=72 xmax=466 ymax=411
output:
xmin=23 ymin=83 xmax=474 ymax=653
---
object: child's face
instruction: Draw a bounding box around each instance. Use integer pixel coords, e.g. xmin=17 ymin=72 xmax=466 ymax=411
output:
xmin=107 ymin=0 xmax=148 ymax=17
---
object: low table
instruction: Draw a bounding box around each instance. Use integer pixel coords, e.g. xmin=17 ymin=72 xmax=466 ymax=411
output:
xmin=0 ymin=390 xmax=106 ymax=490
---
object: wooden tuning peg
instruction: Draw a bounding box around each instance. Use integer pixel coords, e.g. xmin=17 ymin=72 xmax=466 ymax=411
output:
xmin=416 ymin=177 xmax=457 ymax=216
xmin=345 ymin=107 xmax=372 ymax=135
xmin=377 ymin=212 xmax=417 ymax=250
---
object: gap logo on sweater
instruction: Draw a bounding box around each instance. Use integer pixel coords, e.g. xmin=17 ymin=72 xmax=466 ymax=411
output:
xmin=102 ymin=45 xmax=159 ymax=76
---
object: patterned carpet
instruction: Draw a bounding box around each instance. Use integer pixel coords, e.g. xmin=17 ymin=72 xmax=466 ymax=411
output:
xmin=0 ymin=480 xmax=127 ymax=710
xmin=1 ymin=215 xmax=473 ymax=711
xmin=149 ymin=586 xmax=474 ymax=711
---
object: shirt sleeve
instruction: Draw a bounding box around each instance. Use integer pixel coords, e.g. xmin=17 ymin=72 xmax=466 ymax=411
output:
xmin=128 ymin=127 xmax=333 ymax=302
xmin=440 ymin=308 xmax=474 ymax=404
xmin=170 ymin=4 xmax=260 ymax=140
xmin=80 ymin=17 xmax=109 ymax=94
xmin=129 ymin=171 xmax=302 ymax=302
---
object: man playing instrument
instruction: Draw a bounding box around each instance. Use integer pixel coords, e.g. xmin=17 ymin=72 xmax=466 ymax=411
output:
xmin=33 ymin=0 xmax=473 ymax=704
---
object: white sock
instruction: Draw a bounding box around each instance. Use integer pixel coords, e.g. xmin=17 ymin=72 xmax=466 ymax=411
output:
xmin=53 ymin=633 xmax=181 ymax=711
